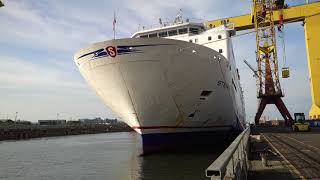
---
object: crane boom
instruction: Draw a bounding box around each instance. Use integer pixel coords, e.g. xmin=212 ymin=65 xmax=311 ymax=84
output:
xmin=243 ymin=60 xmax=258 ymax=77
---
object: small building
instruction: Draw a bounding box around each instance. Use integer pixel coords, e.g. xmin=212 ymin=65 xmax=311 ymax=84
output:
xmin=270 ymin=119 xmax=285 ymax=126
xmin=105 ymin=118 xmax=118 ymax=124
xmin=15 ymin=120 xmax=32 ymax=125
xmin=67 ymin=120 xmax=81 ymax=125
xmin=79 ymin=118 xmax=107 ymax=124
xmin=259 ymin=116 xmax=267 ymax=126
xmin=38 ymin=120 xmax=66 ymax=126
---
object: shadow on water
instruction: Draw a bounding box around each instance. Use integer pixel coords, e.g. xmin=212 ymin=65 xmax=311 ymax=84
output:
xmin=136 ymin=144 xmax=230 ymax=180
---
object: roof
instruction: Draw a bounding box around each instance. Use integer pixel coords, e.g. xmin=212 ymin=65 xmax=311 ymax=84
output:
xmin=131 ymin=22 xmax=204 ymax=38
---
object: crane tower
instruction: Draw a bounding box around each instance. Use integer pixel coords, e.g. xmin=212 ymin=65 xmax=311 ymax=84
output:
xmin=253 ymin=0 xmax=293 ymax=126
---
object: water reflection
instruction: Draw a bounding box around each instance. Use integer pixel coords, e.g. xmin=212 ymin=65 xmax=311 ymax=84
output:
xmin=0 ymin=132 xmax=227 ymax=180
xmin=129 ymin=134 xmax=228 ymax=180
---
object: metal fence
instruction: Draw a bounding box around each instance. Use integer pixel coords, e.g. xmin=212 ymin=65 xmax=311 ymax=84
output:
xmin=206 ymin=127 xmax=251 ymax=180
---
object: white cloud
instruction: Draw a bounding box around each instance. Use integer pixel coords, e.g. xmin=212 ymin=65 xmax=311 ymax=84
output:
xmin=0 ymin=1 xmax=108 ymax=52
xmin=0 ymin=55 xmax=116 ymax=121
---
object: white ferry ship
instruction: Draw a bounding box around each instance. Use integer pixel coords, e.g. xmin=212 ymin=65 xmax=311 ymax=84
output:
xmin=74 ymin=14 xmax=246 ymax=153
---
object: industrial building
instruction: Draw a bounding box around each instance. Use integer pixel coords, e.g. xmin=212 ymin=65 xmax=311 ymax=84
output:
xmin=38 ymin=120 xmax=66 ymax=126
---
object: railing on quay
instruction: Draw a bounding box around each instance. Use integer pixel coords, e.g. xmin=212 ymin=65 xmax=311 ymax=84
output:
xmin=206 ymin=127 xmax=251 ymax=180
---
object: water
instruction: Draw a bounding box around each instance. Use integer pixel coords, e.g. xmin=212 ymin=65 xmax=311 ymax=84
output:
xmin=0 ymin=132 xmax=223 ymax=180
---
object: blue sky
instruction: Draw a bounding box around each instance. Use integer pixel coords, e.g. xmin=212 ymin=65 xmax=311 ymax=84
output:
xmin=0 ymin=0 xmax=315 ymax=122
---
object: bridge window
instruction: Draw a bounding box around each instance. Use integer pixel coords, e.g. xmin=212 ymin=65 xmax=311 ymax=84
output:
xmin=178 ymin=28 xmax=188 ymax=34
xmin=159 ymin=31 xmax=168 ymax=37
xmin=219 ymin=49 xmax=223 ymax=53
xmin=218 ymin=35 xmax=222 ymax=39
xmin=149 ymin=33 xmax=158 ymax=38
xmin=195 ymin=38 xmax=198 ymax=43
xmin=189 ymin=39 xmax=193 ymax=43
xmin=208 ymin=36 xmax=212 ymax=41
xmin=168 ymin=29 xmax=178 ymax=36
xmin=189 ymin=28 xmax=199 ymax=34
xmin=140 ymin=35 xmax=148 ymax=38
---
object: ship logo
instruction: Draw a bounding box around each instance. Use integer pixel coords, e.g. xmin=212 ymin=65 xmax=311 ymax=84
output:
xmin=106 ymin=46 xmax=117 ymax=58
xmin=77 ymin=44 xmax=170 ymax=60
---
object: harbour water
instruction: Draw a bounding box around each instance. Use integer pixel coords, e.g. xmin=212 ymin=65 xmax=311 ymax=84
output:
xmin=0 ymin=132 xmax=224 ymax=180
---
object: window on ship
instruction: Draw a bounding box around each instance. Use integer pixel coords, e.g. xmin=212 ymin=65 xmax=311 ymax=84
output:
xmin=149 ymin=33 xmax=158 ymax=38
xmin=140 ymin=35 xmax=148 ymax=38
xmin=168 ymin=30 xmax=178 ymax=36
xmin=178 ymin=28 xmax=188 ymax=34
xmin=159 ymin=31 xmax=168 ymax=37
xmin=189 ymin=28 xmax=199 ymax=35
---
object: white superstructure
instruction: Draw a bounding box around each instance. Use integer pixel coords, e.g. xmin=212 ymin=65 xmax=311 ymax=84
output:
xmin=74 ymin=15 xmax=246 ymax=151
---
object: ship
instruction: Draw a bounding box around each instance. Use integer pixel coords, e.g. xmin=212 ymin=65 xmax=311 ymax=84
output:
xmin=74 ymin=14 xmax=246 ymax=153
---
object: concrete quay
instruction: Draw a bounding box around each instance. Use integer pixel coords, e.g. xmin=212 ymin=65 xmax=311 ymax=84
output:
xmin=249 ymin=127 xmax=320 ymax=179
xmin=206 ymin=126 xmax=320 ymax=179
xmin=0 ymin=123 xmax=133 ymax=141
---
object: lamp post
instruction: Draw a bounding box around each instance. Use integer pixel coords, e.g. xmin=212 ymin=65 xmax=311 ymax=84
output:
xmin=14 ymin=112 xmax=18 ymax=121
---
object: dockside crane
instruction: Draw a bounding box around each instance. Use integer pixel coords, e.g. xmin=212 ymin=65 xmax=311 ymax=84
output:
xmin=252 ymin=0 xmax=293 ymax=126
xmin=207 ymin=1 xmax=320 ymax=122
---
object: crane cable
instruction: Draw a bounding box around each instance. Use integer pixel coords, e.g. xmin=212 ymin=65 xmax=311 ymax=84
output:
xmin=279 ymin=25 xmax=287 ymax=69
xmin=278 ymin=7 xmax=287 ymax=69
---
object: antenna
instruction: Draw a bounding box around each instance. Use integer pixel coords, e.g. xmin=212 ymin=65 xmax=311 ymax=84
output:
xmin=14 ymin=112 xmax=18 ymax=122
xmin=113 ymin=11 xmax=116 ymax=39
xmin=174 ymin=8 xmax=184 ymax=24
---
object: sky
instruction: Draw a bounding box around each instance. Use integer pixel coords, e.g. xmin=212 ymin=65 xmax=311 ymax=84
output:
xmin=0 ymin=0 xmax=315 ymax=122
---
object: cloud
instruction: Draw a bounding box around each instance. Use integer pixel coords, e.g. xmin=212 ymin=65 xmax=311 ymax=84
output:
xmin=0 ymin=1 xmax=108 ymax=52
xmin=0 ymin=0 xmax=252 ymax=53
xmin=0 ymin=55 xmax=117 ymax=121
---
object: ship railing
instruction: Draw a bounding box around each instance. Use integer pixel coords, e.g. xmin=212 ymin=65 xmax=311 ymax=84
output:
xmin=205 ymin=127 xmax=250 ymax=180
xmin=136 ymin=18 xmax=205 ymax=32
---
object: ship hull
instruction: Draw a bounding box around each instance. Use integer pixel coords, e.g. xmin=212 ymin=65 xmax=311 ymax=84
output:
xmin=141 ymin=129 xmax=242 ymax=154
xmin=74 ymin=38 xmax=245 ymax=152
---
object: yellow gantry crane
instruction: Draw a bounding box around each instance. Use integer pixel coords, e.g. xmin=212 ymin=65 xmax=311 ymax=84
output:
xmin=252 ymin=0 xmax=293 ymax=126
xmin=207 ymin=1 xmax=320 ymax=120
